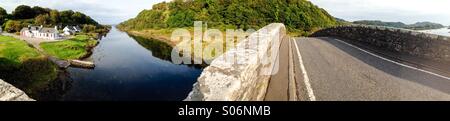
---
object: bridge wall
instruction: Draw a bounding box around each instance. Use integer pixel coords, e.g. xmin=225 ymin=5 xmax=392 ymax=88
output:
xmin=0 ymin=79 xmax=34 ymax=101
xmin=311 ymin=25 xmax=450 ymax=62
xmin=185 ymin=23 xmax=286 ymax=101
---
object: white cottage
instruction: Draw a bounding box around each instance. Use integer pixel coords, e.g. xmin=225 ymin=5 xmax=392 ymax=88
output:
xmin=20 ymin=25 xmax=61 ymax=40
xmin=63 ymin=25 xmax=82 ymax=35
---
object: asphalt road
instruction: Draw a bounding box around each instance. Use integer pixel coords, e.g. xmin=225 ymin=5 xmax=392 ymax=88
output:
xmin=292 ymin=37 xmax=450 ymax=101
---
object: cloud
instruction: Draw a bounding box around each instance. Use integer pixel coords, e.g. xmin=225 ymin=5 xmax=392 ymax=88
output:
xmin=0 ymin=0 xmax=169 ymax=24
xmin=310 ymin=0 xmax=450 ymax=25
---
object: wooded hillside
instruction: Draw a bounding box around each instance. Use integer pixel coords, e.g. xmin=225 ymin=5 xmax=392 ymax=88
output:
xmin=118 ymin=0 xmax=337 ymax=33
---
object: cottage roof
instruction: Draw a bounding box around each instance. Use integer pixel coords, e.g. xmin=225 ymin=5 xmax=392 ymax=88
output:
xmin=29 ymin=26 xmax=40 ymax=31
xmin=39 ymin=28 xmax=58 ymax=33
xmin=20 ymin=27 xmax=30 ymax=32
xmin=74 ymin=26 xmax=81 ymax=30
xmin=65 ymin=25 xmax=81 ymax=31
xmin=65 ymin=26 xmax=73 ymax=30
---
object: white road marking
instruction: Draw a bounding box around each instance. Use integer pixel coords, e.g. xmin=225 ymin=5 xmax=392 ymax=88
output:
xmin=288 ymin=37 xmax=297 ymax=101
xmin=333 ymin=38 xmax=450 ymax=80
xmin=293 ymin=38 xmax=316 ymax=101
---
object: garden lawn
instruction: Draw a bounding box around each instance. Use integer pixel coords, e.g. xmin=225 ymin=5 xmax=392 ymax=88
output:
xmin=0 ymin=35 xmax=42 ymax=66
xmin=0 ymin=35 xmax=58 ymax=94
xmin=40 ymin=35 xmax=98 ymax=60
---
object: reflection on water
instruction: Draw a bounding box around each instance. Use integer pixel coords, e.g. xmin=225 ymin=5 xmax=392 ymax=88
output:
xmin=418 ymin=28 xmax=450 ymax=37
xmin=129 ymin=35 xmax=208 ymax=68
xmin=26 ymin=27 xmax=203 ymax=101
xmin=129 ymin=35 xmax=173 ymax=61
xmin=31 ymin=70 xmax=73 ymax=100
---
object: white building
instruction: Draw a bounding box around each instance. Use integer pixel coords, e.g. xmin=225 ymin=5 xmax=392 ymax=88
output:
xmin=20 ymin=25 xmax=62 ymax=40
xmin=63 ymin=25 xmax=82 ymax=35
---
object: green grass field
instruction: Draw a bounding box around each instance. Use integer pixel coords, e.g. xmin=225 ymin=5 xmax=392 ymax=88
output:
xmin=40 ymin=35 xmax=98 ymax=60
xmin=0 ymin=35 xmax=42 ymax=66
xmin=0 ymin=35 xmax=59 ymax=96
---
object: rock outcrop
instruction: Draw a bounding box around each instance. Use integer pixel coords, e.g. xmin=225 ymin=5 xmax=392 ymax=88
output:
xmin=0 ymin=79 xmax=35 ymax=101
xmin=185 ymin=23 xmax=286 ymax=101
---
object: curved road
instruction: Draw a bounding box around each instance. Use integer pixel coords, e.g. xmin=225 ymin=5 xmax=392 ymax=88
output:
xmin=291 ymin=37 xmax=450 ymax=101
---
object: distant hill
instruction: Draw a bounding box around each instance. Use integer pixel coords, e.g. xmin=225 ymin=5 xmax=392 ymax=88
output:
xmin=334 ymin=17 xmax=348 ymax=23
xmin=353 ymin=20 xmax=406 ymax=28
xmin=405 ymin=22 xmax=445 ymax=30
xmin=118 ymin=0 xmax=337 ymax=33
xmin=353 ymin=20 xmax=444 ymax=30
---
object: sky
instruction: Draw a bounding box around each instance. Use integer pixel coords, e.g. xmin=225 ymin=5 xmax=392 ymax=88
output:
xmin=310 ymin=0 xmax=450 ymax=25
xmin=1 ymin=0 xmax=449 ymax=25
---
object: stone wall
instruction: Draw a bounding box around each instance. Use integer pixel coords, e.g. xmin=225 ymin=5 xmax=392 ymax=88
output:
xmin=311 ymin=25 xmax=450 ymax=63
xmin=0 ymin=79 xmax=34 ymax=101
xmin=185 ymin=23 xmax=286 ymax=101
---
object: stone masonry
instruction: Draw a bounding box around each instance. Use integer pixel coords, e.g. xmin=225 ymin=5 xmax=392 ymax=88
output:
xmin=185 ymin=23 xmax=287 ymax=101
xmin=0 ymin=79 xmax=34 ymax=101
xmin=311 ymin=25 xmax=450 ymax=63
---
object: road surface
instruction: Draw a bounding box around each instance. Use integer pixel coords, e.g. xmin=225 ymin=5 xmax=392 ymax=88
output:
xmin=291 ymin=37 xmax=450 ymax=101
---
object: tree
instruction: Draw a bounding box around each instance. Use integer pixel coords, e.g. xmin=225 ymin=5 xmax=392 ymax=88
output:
xmin=153 ymin=2 xmax=169 ymax=10
xmin=34 ymin=14 xmax=51 ymax=25
xmin=82 ymin=24 xmax=96 ymax=33
xmin=167 ymin=10 xmax=195 ymax=28
xmin=0 ymin=7 xmax=7 ymax=25
xmin=59 ymin=10 xmax=75 ymax=24
xmin=32 ymin=6 xmax=50 ymax=16
xmin=12 ymin=5 xmax=34 ymax=19
xmin=4 ymin=20 xmax=24 ymax=32
xmin=47 ymin=10 xmax=99 ymax=26
xmin=71 ymin=12 xmax=85 ymax=24
xmin=0 ymin=5 xmax=105 ymax=34
xmin=49 ymin=10 xmax=60 ymax=24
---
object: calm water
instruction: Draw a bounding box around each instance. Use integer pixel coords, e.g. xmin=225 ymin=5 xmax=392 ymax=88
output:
xmin=36 ymin=27 xmax=202 ymax=101
xmin=418 ymin=28 xmax=450 ymax=37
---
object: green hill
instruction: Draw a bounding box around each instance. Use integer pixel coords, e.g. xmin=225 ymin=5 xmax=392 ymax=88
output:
xmin=118 ymin=0 xmax=337 ymax=34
